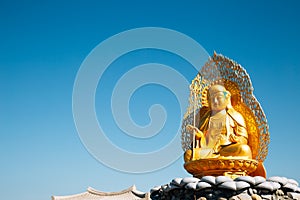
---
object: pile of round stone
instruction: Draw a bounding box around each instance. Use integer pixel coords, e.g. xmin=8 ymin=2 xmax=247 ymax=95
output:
xmin=150 ymin=176 xmax=300 ymax=200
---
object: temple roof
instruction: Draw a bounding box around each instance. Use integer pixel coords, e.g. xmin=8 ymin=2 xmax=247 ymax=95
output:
xmin=52 ymin=185 xmax=150 ymax=200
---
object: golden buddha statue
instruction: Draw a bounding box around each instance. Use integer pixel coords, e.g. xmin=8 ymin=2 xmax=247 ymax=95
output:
xmin=184 ymin=84 xmax=252 ymax=162
xmin=181 ymin=53 xmax=270 ymax=178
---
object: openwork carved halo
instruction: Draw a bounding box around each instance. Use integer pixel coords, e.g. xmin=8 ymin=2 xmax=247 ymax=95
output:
xmin=181 ymin=52 xmax=270 ymax=162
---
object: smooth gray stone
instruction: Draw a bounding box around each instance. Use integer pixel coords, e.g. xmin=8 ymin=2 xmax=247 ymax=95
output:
xmin=247 ymin=188 xmax=254 ymax=195
xmin=180 ymin=177 xmax=200 ymax=186
xmin=216 ymin=176 xmax=233 ymax=185
xmin=165 ymin=183 xmax=180 ymax=192
xmin=283 ymin=183 xmax=298 ymax=192
xmin=169 ymin=183 xmax=180 ymax=189
xmin=267 ymin=176 xmax=288 ymax=186
xmin=171 ymin=178 xmax=182 ymax=186
xmin=255 ymin=181 xmax=274 ymax=191
xmin=196 ymin=181 xmax=212 ymax=190
xmin=288 ymin=192 xmax=300 ymax=199
xmin=164 ymin=184 xmax=172 ymax=192
xmin=161 ymin=184 xmax=168 ymax=191
xmin=218 ymin=181 xmax=237 ymax=191
xmin=254 ymin=176 xmax=266 ymax=185
xmin=236 ymin=181 xmax=251 ymax=190
xmin=150 ymin=186 xmax=161 ymax=193
xmin=288 ymin=178 xmax=299 ymax=186
xmin=270 ymin=181 xmax=281 ymax=190
xmin=201 ymin=176 xmax=216 ymax=185
xmin=185 ymin=182 xmax=197 ymax=190
xmin=234 ymin=176 xmax=255 ymax=185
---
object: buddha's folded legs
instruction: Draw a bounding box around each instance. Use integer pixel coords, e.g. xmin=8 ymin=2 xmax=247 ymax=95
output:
xmin=184 ymin=143 xmax=252 ymax=162
xmin=219 ymin=143 xmax=252 ymax=159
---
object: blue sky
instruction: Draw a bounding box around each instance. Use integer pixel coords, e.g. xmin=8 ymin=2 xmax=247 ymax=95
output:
xmin=1 ymin=1 xmax=300 ymax=199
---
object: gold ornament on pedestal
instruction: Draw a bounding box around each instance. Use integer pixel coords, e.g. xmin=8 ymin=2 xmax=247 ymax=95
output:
xmin=182 ymin=52 xmax=270 ymax=179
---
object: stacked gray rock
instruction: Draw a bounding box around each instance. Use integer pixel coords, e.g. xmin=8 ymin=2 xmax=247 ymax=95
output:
xmin=150 ymin=176 xmax=300 ymax=200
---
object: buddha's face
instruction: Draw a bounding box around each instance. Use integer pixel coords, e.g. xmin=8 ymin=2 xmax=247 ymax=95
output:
xmin=208 ymin=85 xmax=230 ymax=112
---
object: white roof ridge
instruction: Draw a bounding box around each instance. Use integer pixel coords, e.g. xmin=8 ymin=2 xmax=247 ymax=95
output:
xmin=52 ymin=191 xmax=87 ymax=200
xmin=52 ymin=185 xmax=149 ymax=199
xmin=87 ymin=185 xmax=138 ymax=196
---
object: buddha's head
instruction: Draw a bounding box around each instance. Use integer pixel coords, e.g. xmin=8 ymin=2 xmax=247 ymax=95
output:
xmin=208 ymin=84 xmax=231 ymax=112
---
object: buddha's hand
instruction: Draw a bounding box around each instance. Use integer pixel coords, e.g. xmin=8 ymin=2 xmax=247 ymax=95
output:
xmin=186 ymin=125 xmax=204 ymax=139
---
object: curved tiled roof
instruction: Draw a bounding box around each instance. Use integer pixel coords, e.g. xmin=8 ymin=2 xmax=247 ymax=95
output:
xmin=52 ymin=185 xmax=150 ymax=200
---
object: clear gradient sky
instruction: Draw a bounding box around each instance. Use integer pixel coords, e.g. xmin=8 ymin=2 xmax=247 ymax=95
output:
xmin=1 ymin=1 xmax=300 ymax=200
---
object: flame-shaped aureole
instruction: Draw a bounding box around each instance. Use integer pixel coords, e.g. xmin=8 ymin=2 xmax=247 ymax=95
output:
xmin=181 ymin=53 xmax=270 ymax=162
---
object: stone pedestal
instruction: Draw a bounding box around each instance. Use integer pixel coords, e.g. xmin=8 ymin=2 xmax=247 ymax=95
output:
xmin=150 ymin=176 xmax=300 ymax=200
